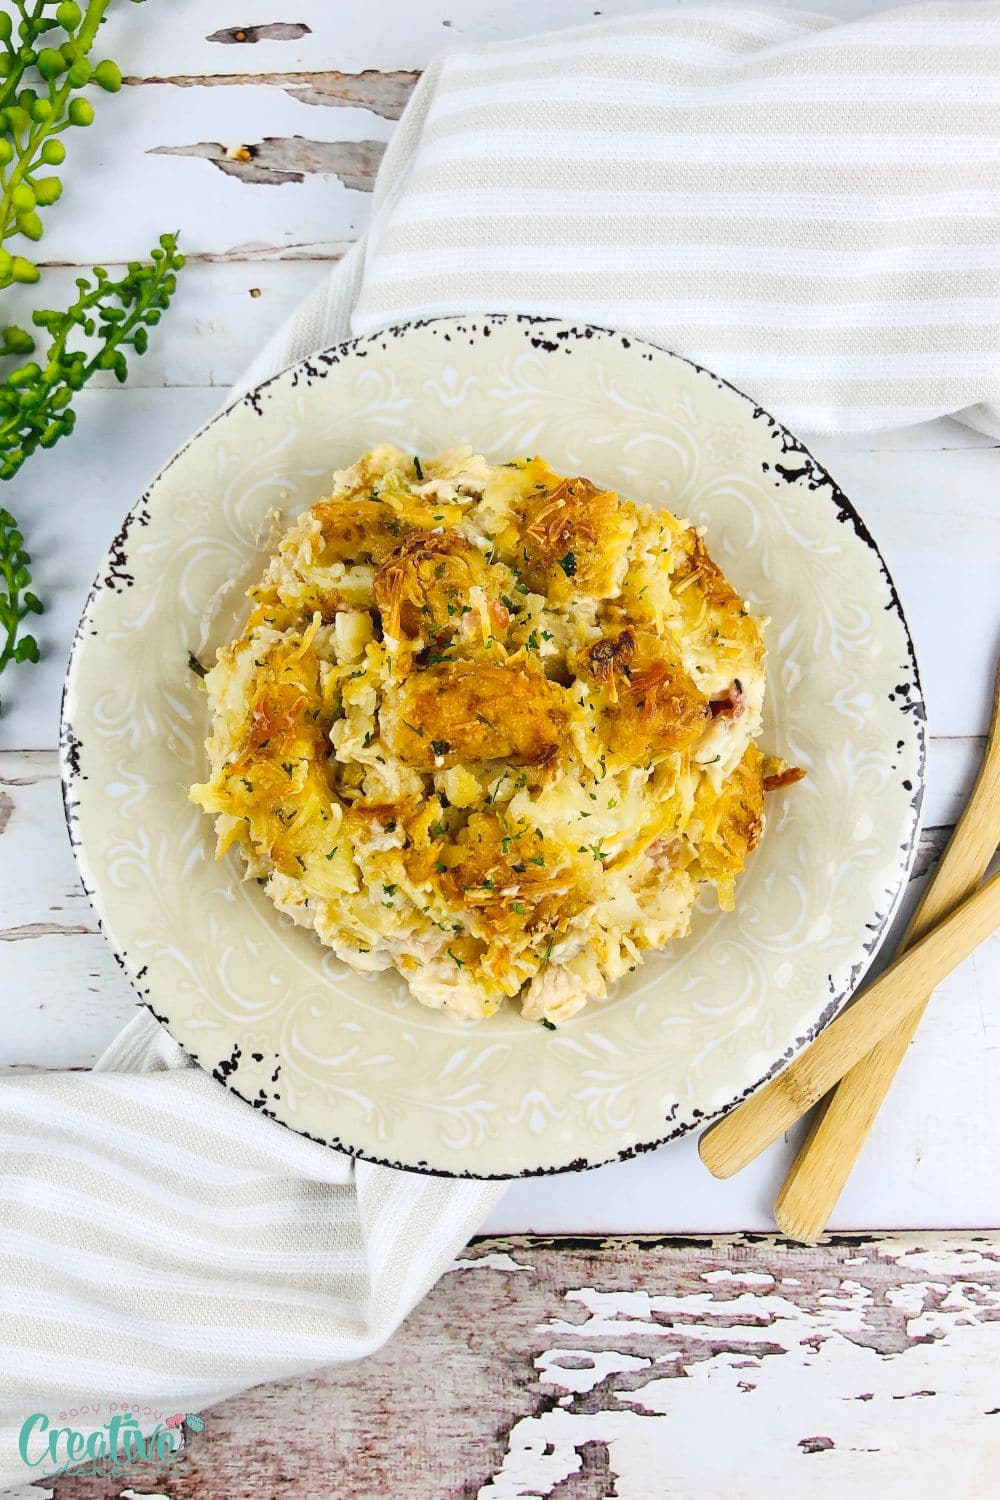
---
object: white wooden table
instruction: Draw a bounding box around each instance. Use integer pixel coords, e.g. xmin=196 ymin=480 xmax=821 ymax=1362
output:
xmin=2 ymin=3 xmax=998 ymax=1496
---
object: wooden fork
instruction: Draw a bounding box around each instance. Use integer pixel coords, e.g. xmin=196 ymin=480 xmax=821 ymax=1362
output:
xmin=698 ymin=663 xmax=1000 ymax=1216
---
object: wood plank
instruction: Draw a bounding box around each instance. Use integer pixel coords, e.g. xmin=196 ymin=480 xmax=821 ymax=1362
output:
xmin=31 ymin=82 xmax=387 ymax=265
xmin=40 ymin=1232 xmax=1000 ymax=1498
xmin=0 ymin=262 xmax=329 ymax=393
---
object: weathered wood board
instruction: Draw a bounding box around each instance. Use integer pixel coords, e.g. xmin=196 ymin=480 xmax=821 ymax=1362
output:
xmin=0 ymin=0 xmax=998 ymax=1240
xmin=1 ymin=0 xmax=999 ymax=1491
xmin=19 ymin=1233 xmax=1000 ymax=1499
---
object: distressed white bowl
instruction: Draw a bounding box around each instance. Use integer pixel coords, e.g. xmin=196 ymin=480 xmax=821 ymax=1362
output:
xmin=61 ymin=315 xmax=924 ymax=1177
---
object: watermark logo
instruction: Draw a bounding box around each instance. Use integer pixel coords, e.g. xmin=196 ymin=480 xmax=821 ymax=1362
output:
xmin=19 ymin=1406 xmax=203 ymax=1479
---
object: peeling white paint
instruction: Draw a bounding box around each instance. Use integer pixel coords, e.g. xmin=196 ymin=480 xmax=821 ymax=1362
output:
xmin=536 ymin=1346 xmax=651 ymax=1394
xmin=702 ymin=1269 xmax=776 ymax=1287
xmin=451 ymin=1251 xmax=535 ymax=1274
xmin=481 ymin=1236 xmax=1000 ymax=1498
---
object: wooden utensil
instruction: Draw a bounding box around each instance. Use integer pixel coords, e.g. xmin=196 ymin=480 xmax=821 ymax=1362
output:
xmin=698 ymin=868 xmax=1000 ymax=1180
xmin=772 ymin=664 xmax=1000 ymax=1240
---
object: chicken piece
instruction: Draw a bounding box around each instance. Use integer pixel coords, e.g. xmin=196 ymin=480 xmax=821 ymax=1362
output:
xmin=381 ymin=663 xmax=570 ymax=769
xmin=373 ymin=530 xmax=497 ymax=642
xmin=518 ymin=476 xmax=635 ymax=601
xmin=584 ymin=627 xmax=709 ymax=760
xmin=311 ymin=498 xmax=409 ymax=566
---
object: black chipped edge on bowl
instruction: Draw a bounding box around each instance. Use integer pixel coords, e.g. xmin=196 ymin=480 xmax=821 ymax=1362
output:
xmin=59 ymin=312 xmax=926 ymax=1180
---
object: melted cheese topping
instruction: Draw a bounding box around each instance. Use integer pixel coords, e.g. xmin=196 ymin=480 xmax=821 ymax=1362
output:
xmin=190 ymin=444 xmax=779 ymax=1025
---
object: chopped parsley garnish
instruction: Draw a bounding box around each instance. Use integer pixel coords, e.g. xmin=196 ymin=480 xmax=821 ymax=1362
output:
xmin=294 ymin=855 xmax=306 ymax=871
xmin=413 ymin=455 xmax=424 ymax=480
xmin=403 ymin=720 xmax=425 ymax=738
xmin=516 ymin=581 xmax=530 ymax=596
xmin=529 ymin=854 xmax=546 ymax=867
xmin=512 ymin=902 xmax=526 ymax=915
xmin=558 ymin=551 xmax=577 ymax=577
xmin=187 ymin=651 xmax=208 ymax=679
xmin=383 ymin=884 xmax=397 ymax=897
xmin=281 ymin=761 xmax=294 ymax=777
xmin=476 ymin=713 xmax=495 ymax=729
xmin=434 ymin=860 xmax=447 ymax=874
xmin=385 ymin=820 xmax=397 ymax=832
xmin=431 ymin=739 xmax=451 ymax=756
xmin=429 ymin=822 xmax=447 ymax=838
xmin=534 ymin=827 xmax=543 ymax=839
xmin=239 ymin=777 xmax=254 ymax=793
xmin=541 ymin=1018 xmax=557 ymax=1031
xmin=526 ymin=631 xmax=540 ymax=652
xmin=447 ymin=947 xmax=464 ymax=968
xmin=501 ymin=595 xmax=518 ymax=612
xmin=325 ymin=849 xmax=338 ymax=861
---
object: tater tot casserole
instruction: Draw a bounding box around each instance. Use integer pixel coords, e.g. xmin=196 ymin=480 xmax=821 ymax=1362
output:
xmin=190 ymin=445 xmax=800 ymax=1025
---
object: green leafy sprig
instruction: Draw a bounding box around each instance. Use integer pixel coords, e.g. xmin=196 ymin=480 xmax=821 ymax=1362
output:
xmin=0 ymin=234 xmax=184 ymax=700
xmin=0 ymin=231 xmax=184 ymax=480
xmin=0 ymin=0 xmax=136 ymax=288
xmin=0 ymin=0 xmax=181 ymax=711
xmin=0 ymin=507 xmax=42 ymax=682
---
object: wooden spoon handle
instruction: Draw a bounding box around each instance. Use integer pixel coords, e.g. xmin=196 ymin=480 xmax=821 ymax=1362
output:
xmin=698 ymin=869 xmax=1000 ymax=1180
xmin=773 ymin=669 xmax=1000 ymax=1241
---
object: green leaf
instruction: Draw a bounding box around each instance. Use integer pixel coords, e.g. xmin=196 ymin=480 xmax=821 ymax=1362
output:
xmin=13 ymin=635 xmax=39 ymax=664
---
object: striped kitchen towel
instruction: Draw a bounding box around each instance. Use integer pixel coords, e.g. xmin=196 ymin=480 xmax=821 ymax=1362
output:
xmin=0 ymin=1016 xmax=503 ymax=1492
xmin=2 ymin=2 xmax=999 ymax=1490
xmin=271 ymin=0 xmax=1000 ymax=435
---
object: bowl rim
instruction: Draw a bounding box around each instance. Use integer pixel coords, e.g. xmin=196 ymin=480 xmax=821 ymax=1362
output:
xmin=59 ymin=311 xmax=926 ymax=1178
